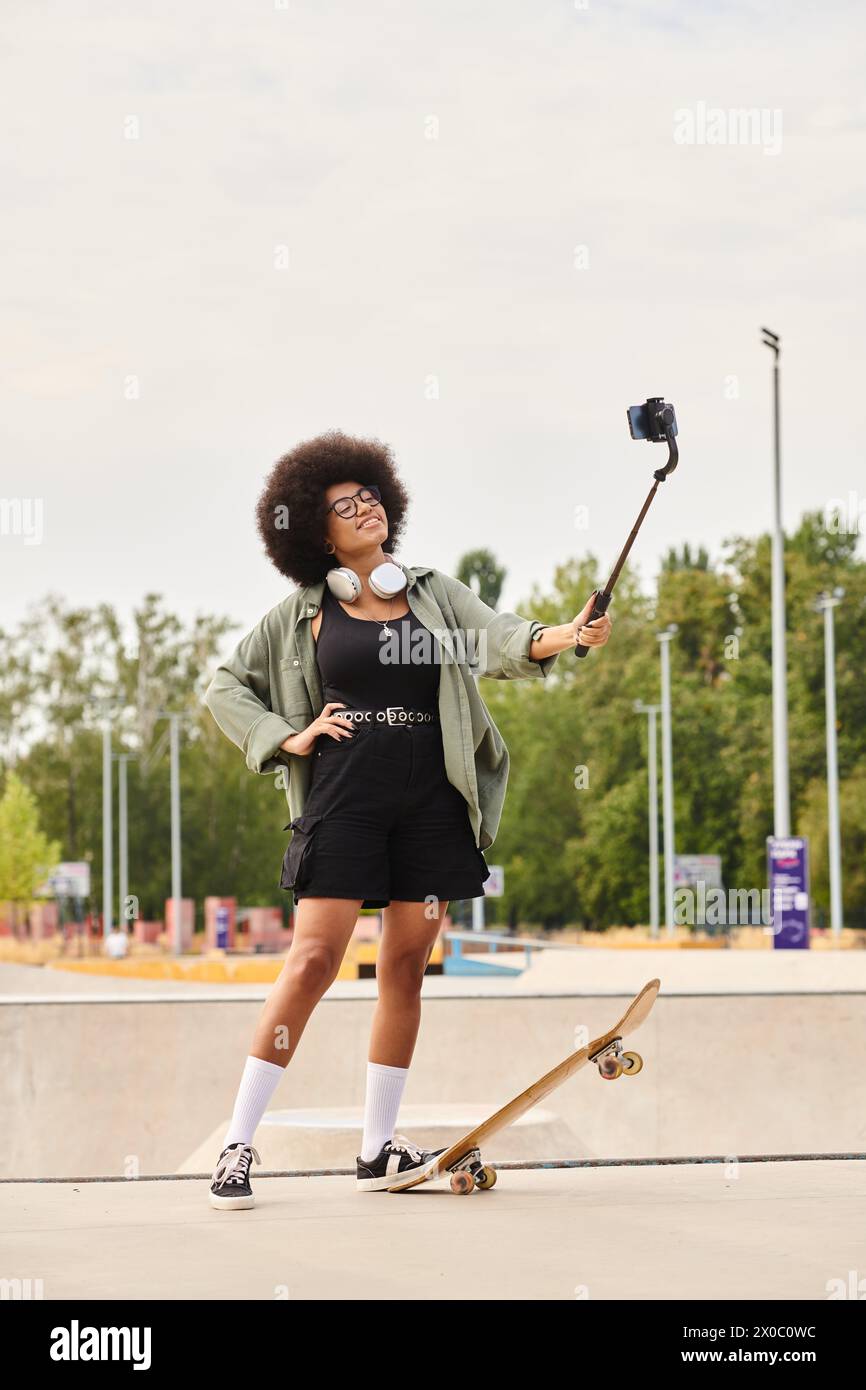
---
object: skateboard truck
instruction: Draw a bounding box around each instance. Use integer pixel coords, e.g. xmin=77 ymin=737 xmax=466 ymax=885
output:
xmin=445 ymin=1146 xmax=498 ymax=1196
xmin=589 ymin=1036 xmax=644 ymax=1081
xmin=387 ymin=1144 xmax=498 ymax=1196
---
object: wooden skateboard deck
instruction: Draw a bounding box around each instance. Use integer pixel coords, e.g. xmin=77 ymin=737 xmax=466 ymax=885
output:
xmin=388 ymin=978 xmax=661 ymax=1194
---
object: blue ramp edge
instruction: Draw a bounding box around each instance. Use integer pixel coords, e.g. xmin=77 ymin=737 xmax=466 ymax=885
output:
xmin=443 ymin=956 xmax=523 ymax=977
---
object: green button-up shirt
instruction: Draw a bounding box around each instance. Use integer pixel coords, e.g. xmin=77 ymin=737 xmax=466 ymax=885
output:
xmin=203 ymin=562 xmax=561 ymax=850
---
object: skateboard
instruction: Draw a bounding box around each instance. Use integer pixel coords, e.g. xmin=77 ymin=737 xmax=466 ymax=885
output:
xmin=387 ymin=978 xmax=660 ymax=1194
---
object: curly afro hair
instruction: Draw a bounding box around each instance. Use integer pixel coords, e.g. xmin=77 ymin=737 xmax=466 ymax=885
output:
xmin=255 ymin=429 xmax=411 ymax=587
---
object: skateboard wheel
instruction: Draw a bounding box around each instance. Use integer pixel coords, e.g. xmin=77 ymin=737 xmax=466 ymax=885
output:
xmin=621 ymin=1051 xmax=643 ymax=1076
xmin=450 ymin=1170 xmax=475 ymax=1195
xmin=598 ymin=1056 xmax=623 ymax=1080
xmin=475 ymin=1165 xmax=497 ymax=1190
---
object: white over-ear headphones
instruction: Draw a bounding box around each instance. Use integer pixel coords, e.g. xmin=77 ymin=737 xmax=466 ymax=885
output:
xmin=325 ymin=558 xmax=407 ymax=603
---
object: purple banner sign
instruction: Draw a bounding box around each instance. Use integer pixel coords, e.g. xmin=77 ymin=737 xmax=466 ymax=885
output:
xmin=766 ymin=837 xmax=810 ymax=949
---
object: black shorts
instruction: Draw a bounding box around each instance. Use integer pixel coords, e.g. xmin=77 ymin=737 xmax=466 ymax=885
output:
xmin=280 ymin=720 xmax=489 ymax=909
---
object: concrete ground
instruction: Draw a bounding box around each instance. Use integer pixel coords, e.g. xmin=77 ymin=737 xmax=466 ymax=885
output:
xmin=4 ymin=1158 xmax=864 ymax=1300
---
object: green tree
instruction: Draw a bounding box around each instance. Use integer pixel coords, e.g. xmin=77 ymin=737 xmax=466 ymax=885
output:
xmin=0 ymin=772 xmax=61 ymax=935
xmin=455 ymin=549 xmax=505 ymax=609
xmin=799 ymin=765 xmax=866 ymax=930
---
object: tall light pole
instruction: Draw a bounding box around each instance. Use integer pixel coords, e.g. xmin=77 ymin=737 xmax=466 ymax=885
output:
xmin=634 ymin=700 xmax=661 ymax=938
xmin=114 ymin=753 xmax=136 ymax=931
xmin=102 ymin=722 xmax=113 ymax=937
xmin=761 ymin=327 xmax=791 ymax=837
xmin=96 ymin=699 xmax=123 ymax=939
xmin=149 ymin=711 xmax=187 ymax=956
xmin=168 ymin=713 xmax=183 ymax=956
xmin=657 ymin=625 xmax=678 ymax=935
xmin=147 ymin=717 xmax=187 ymax=956
xmin=815 ymin=590 xmax=844 ymax=936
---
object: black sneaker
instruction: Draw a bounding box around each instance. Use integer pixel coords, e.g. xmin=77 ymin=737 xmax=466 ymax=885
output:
xmin=355 ymin=1133 xmax=447 ymax=1192
xmin=209 ymin=1142 xmax=261 ymax=1210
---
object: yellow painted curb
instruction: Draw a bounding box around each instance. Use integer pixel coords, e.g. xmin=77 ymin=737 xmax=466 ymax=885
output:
xmin=45 ymin=937 xmax=444 ymax=983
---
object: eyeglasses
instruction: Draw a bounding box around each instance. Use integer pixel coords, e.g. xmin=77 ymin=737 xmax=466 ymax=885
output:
xmin=326 ymin=485 xmax=381 ymax=519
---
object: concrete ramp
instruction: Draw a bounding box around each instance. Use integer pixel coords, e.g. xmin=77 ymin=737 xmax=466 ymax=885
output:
xmin=4 ymin=986 xmax=866 ymax=1177
xmin=177 ymin=1104 xmax=580 ymax=1172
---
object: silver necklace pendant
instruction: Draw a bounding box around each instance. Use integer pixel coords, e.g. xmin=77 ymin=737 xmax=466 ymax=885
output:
xmin=351 ymin=591 xmax=395 ymax=634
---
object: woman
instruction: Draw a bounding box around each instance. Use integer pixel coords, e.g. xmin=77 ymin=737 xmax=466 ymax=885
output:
xmin=204 ymin=429 xmax=612 ymax=1208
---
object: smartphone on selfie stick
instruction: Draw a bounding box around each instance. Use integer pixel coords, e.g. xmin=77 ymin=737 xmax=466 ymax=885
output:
xmin=574 ymin=397 xmax=680 ymax=658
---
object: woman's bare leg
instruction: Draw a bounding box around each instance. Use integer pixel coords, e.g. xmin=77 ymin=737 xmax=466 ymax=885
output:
xmin=369 ymin=899 xmax=449 ymax=1066
xmin=248 ymin=897 xmax=362 ymax=1065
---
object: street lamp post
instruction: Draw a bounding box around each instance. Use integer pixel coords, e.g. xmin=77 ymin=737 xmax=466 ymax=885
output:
xmin=114 ymin=753 xmax=137 ymax=932
xmin=815 ymin=590 xmax=845 ymax=936
xmin=168 ymin=713 xmax=183 ymax=957
xmin=634 ymin=701 xmax=662 ymax=938
xmin=657 ymin=625 xmax=678 ymax=936
xmin=761 ymin=327 xmax=791 ymax=838
xmin=102 ymin=722 xmax=113 ymax=937
xmin=150 ymin=710 xmax=187 ymax=957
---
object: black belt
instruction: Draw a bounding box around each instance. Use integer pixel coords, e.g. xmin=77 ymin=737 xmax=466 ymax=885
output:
xmin=332 ymin=706 xmax=439 ymax=726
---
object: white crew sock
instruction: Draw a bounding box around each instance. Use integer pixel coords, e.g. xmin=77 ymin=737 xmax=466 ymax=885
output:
xmin=223 ymin=1056 xmax=286 ymax=1149
xmin=360 ymin=1061 xmax=409 ymax=1161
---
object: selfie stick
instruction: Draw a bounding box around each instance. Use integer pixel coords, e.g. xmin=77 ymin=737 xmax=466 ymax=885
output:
xmin=574 ymin=412 xmax=680 ymax=658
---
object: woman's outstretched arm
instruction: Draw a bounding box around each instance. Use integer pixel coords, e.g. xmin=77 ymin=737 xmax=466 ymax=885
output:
xmin=529 ymin=591 xmax=613 ymax=660
xmin=438 ymin=573 xmax=612 ymax=680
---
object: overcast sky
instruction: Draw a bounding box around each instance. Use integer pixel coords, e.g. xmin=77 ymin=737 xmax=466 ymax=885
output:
xmin=3 ymin=0 xmax=864 ymax=649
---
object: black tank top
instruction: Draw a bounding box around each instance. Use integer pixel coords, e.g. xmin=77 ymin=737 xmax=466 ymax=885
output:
xmin=316 ymin=585 xmax=441 ymax=711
